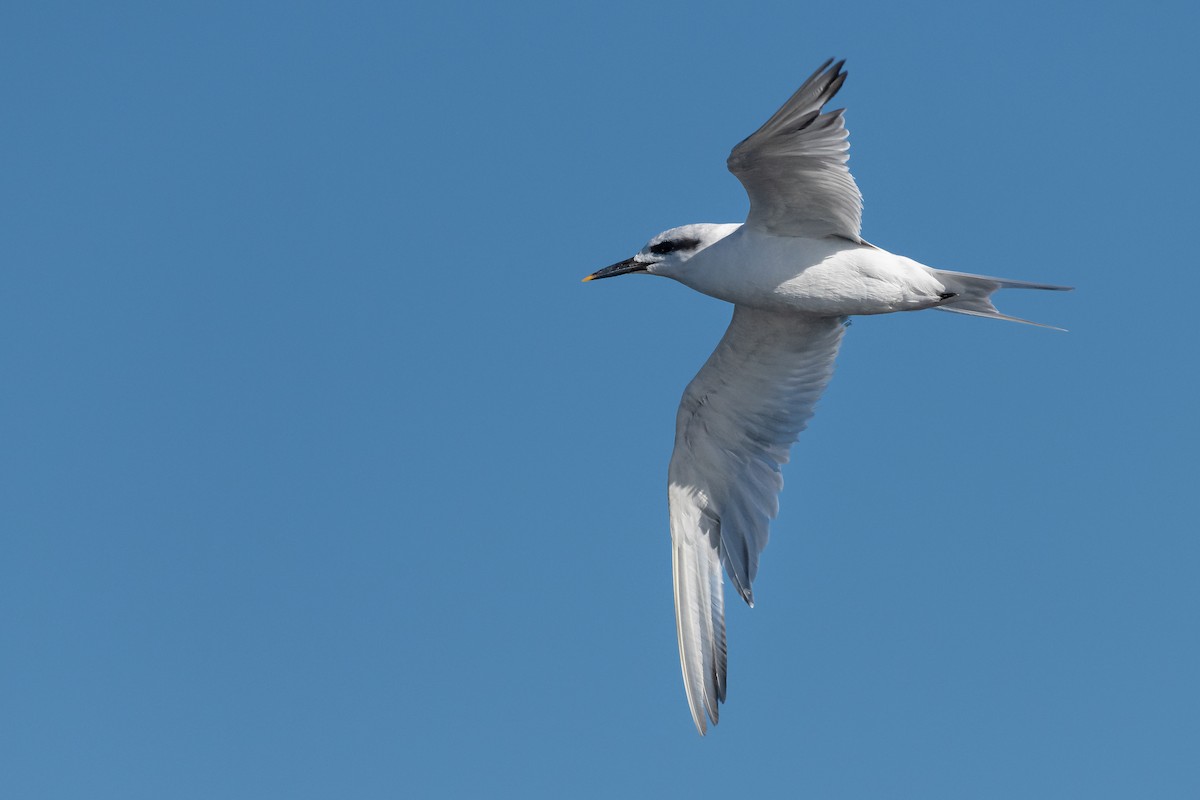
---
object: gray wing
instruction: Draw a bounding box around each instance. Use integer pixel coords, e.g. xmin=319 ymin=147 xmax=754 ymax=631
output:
xmin=669 ymin=307 xmax=846 ymax=734
xmin=726 ymin=59 xmax=862 ymax=241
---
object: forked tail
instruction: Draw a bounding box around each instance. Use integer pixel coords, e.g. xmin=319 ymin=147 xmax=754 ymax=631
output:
xmin=933 ymin=269 xmax=1072 ymax=330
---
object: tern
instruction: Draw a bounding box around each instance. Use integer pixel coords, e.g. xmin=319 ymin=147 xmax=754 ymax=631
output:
xmin=583 ymin=59 xmax=1070 ymax=735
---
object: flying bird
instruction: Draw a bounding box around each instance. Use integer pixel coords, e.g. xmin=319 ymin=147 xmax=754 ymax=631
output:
xmin=583 ymin=59 xmax=1070 ymax=735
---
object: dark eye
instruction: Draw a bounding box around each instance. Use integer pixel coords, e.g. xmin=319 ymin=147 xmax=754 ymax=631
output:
xmin=649 ymin=241 xmax=677 ymax=255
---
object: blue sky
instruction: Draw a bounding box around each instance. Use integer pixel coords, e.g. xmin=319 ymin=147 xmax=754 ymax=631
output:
xmin=2 ymin=1 xmax=1198 ymax=797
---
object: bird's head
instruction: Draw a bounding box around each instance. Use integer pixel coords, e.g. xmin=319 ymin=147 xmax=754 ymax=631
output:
xmin=583 ymin=223 xmax=739 ymax=283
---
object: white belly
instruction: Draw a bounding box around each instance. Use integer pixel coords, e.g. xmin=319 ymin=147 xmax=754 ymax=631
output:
xmin=677 ymin=227 xmax=947 ymax=316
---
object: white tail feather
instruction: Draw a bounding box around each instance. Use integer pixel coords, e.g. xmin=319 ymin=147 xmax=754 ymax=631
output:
xmin=933 ymin=268 xmax=1072 ymax=329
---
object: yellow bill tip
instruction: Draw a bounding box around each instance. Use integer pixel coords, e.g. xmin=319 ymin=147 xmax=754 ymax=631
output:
xmin=581 ymin=274 xmax=595 ymax=282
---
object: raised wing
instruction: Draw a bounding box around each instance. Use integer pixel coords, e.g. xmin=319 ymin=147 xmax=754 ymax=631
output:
xmin=727 ymin=59 xmax=862 ymax=241
xmin=669 ymin=307 xmax=846 ymax=734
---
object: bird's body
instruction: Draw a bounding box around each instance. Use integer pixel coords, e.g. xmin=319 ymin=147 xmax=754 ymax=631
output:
xmin=663 ymin=223 xmax=948 ymax=315
xmin=584 ymin=59 xmax=1069 ymax=735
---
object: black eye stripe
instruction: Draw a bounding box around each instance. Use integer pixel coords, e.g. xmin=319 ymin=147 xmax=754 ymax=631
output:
xmin=649 ymin=237 xmax=701 ymax=256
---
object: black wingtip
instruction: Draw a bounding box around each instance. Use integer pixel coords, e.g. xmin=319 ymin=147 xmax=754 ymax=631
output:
xmin=828 ymin=58 xmax=847 ymax=83
xmin=813 ymin=58 xmax=847 ymax=104
xmin=822 ymin=58 xmax=846 ymax=79
xmin=804 ymin=57 xmax=836 ymax=87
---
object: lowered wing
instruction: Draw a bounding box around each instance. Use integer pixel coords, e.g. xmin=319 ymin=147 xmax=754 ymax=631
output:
xmin=669 ymin=307 xmax=846 ymax=733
